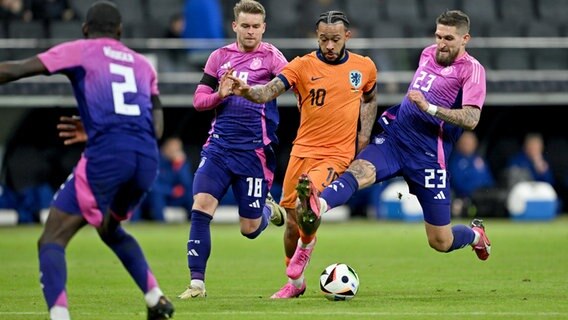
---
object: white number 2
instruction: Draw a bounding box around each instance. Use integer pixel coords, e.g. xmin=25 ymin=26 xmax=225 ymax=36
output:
xmin=110 ymin=63 xmax=140 ymax=116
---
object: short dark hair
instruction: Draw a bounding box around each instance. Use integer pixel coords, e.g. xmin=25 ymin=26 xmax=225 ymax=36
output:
xmin=316 ymin=10 xmax=350 ymax=28
xmin=86 ymin=0 xmax=121 ymax=35
xmin=436 ymin=10 xmax=470 ymax=34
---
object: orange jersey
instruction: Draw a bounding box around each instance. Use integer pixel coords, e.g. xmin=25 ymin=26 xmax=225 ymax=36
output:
xmin=280 ymin=50 xmax=377 ymax=163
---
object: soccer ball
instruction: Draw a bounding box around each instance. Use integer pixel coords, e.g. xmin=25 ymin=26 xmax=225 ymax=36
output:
xmin=319 ymin=263 xmax=360 ymax=301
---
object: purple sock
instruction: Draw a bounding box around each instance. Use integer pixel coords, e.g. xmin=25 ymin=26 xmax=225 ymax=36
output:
xmin=38 ymin=243 xmax=67 ymax=309
xmin=102 ymin=226 xmax=154 ymax=292
xmin=188 ymin=210 xmax=212 ymax=281
xmin=320 ymin=171 xmax=359 ymax=209
xmin=243 ymin=207 xmax=269 ymax=239
xmin=447 ymin=224 xmax=475 ymax=252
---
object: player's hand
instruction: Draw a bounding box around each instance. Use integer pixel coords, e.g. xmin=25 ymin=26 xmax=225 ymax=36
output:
xmin=226 ymin=73 xmax=251 ymax=96
xmin=407 ymin=90 xmax=428 ymax=112
xmin=218 ymin=68 xmax=235 ymax=98
xmin=57 ymin=115 xmax=87 ymax=145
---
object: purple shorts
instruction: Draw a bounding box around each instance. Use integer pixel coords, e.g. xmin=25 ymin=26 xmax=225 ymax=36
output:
xmin=192 ymin=144 xmax=276 ymax=219
xmin=357 ymin=132 xmax=452 ymax=226
xmin=52 ymin=151 xmax=158 ymax=227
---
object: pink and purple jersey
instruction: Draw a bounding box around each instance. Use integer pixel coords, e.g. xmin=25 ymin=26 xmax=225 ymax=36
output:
xmin=381 ymin=45 xmax=486 ymax=165
xmin=38 ymin=38 xmax=159 ymax=156
xmin=201 ymin=42 xmax=288 ymax=150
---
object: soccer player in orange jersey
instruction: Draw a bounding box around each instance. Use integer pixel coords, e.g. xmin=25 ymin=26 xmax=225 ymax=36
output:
xmin=228 ymin=10 xmax=377 ymax=298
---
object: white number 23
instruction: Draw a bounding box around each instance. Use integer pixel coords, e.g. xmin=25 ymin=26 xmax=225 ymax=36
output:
xmin=424 ymin=169 xmax=446 ymax=188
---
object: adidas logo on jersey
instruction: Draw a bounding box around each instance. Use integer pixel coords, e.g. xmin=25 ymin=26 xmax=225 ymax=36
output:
xmin=221 ymin=61 xmax=232 ymax=70
xmin=248 ymin=200 xmax=261 ymax=208
xmin=433 ymin=191 xmax=446 ymax=200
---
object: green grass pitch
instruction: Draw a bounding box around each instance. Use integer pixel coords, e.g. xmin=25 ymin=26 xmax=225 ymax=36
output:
xmin=1 ymin=217 xmax=567 ymax=319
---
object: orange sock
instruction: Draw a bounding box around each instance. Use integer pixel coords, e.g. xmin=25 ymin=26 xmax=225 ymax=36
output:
xmin=299 ymin=229 xmax=316 ymax=246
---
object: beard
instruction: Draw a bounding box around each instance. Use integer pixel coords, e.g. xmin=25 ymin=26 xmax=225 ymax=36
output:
xmin=322 ymin=44 xmax=346 ymax=63
xmin=436 ymin=49 xmax=458 ymax=67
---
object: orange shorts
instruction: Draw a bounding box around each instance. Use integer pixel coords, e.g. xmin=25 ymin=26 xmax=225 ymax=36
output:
xmin=280 ymin=155 xmax=350 ymax=209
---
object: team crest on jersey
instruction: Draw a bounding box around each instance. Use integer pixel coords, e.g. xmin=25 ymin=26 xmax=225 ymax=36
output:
xmin=374 ymin=137 xmax=385 ymax=145
xmin=441 ymin=66 xmax=454 ymax=76
xmin=349 ymin=70 xmax=363 ymax=89
xmin=250 ymin=58 xmax=262 ymax=70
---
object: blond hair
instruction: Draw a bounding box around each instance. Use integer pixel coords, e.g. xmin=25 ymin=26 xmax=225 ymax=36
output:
xmin=233 ymin=0 xmax=266 ymax=21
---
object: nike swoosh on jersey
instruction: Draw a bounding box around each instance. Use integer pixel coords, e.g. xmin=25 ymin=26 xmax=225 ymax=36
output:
xmin=311 ymin=76 xmax=324 ymax=81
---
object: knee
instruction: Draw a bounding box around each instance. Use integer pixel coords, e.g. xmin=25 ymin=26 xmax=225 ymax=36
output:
xmin=38 ymin=230 xmax=55 ymax=248
xmin=192 ymin=193 xmax=218 ymax=214
xmin=427 ymin=237 xmax=452 ymax=252
xmin=98 ymin=225 xmax=126 ymax=245
xmin=37 ymin=233 xmax=68 ymax=250
xmin=240 ymin=221 xmax=255 ymax=236
xmin=241 ymin=230 xmax=260 ymax=239
xmin=37 ymin=236 xmax=50 ymax=249
xmin=284 ymin=213 xmax=300 ymax=236
xmin=285 ymin=214 xmax=298 ymax=230
xmin=98 ymin=228 xmax=113 ymax=244
xmin=240 ymin=220 xmax=262 ymax=239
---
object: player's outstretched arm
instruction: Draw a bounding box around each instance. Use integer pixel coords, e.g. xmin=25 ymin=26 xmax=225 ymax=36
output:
xmin=434 ymin=106 xmax=480 ymax=130
xmin=57 ymin=116 xmax=87 ymax=145
xmin=228 ymin=75 xmax=287 ymax=104
xmin=0 ymin=57 xmax=48 ymax=84
xmin=357 ymin=87 xmax=378 ymax=153
xmin=407 ymin=89 xmax=481 ymax=130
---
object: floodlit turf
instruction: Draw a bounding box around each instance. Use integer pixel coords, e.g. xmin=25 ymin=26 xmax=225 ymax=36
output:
xmin=1 ymin=217 xmax=567 ymax=319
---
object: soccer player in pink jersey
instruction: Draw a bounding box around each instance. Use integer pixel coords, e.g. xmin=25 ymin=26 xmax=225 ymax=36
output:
xmin=0 ymin=1 xmax=173 ymax=319
xmin=177 ymin=0 xmax=288 ymax=299
xmin=297 ymin=10 xmax=492 ymax=278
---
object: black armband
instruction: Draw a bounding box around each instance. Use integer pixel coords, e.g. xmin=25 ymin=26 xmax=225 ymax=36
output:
xmin=200 ymin=73 xmax=218 ymax=90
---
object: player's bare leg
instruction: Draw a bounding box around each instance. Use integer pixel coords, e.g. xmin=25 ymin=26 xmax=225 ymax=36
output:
xmin=284 ymin=208 xmax=300 ymax=259
xmin=286 ymin=174 xmax=323 ymax=279
xmin=270 ymin=207 xmax=306 ymax=299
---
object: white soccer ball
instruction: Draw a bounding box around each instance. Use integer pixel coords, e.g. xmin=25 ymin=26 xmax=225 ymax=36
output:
xmin=319 ymin=263 xmax=359 ymax=301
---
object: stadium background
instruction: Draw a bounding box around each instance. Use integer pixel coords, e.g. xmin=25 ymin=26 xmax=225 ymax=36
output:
xmin=0 ymin=0 xmax=567 ymax=222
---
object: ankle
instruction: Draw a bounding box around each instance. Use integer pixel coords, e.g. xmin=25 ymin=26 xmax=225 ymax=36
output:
xmin=471 ymin=229 xmax=480 ymax=245
xmin=320 ymin=198 xmax=328 ymax=214
xmin=145 ymin=287 xmax=164 ymax=307
xmin=191 ymin=279 xmax=205 ymax=289
xmin=49 ymin=305 xmax=70 ymax=320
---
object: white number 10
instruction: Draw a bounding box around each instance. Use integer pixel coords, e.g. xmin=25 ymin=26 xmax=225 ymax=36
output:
xmin=110 ymin=63 xmax=140 ymax=116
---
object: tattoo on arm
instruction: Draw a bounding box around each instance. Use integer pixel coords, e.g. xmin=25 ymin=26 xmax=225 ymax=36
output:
xmin=358 ymin=91 xmax=378 ymax=139
xmin=245 ymin=78 xmax=286 ymax=103
xmin=435 ymin=106 xmax=480 ymax=130
xmin=346 ymin=159 xmax=377 ymax=188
